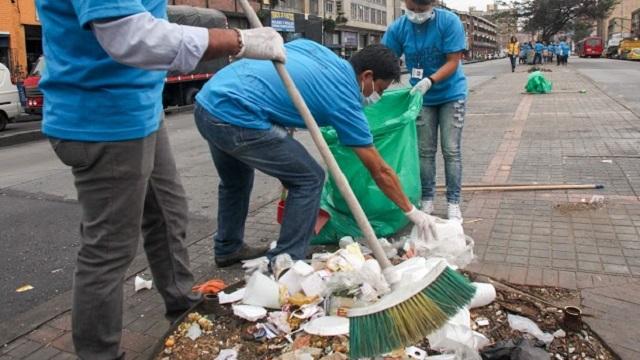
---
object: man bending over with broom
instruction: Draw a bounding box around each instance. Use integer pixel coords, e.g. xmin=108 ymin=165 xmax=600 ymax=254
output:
xmin=193 ymin=39 xmax=433 ymax=267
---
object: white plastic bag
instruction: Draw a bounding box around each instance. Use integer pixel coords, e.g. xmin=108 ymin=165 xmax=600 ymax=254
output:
xmin=427 ymin=308 xmax=490 ymax=360
xmin=507 ymin=314 xmax=554 ymax=344
xmin=409 ymin=215 xmax=474 ymax=269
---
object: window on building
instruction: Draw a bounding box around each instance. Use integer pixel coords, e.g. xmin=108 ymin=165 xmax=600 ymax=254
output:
xmin=325 ymin=1 xmax=333 ymax=14
xmin=382 ymin=11 xmax=387 ymax=25
xmin=351 ymin=3 xmax=357 ymax=18
xmin=309 ymin=0 xmax=319 ymax=15
xmin=364 ymin=7 xmax=370 ymax=22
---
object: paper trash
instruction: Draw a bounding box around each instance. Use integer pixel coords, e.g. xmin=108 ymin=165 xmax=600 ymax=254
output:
xmin=507 ymin=314 xmax=554 ymax=344
xmin=134 ymin=275 xmax=153 ymax=292
xmin=409 ymin=215 xmax=475 ymax=269
xmin=243 ymin=272 xmax=281 ymax=309
xmin=186 ymin=322 xmax=202 ymax=341
xmin=215 ymin=348 xmax=238 ymax=360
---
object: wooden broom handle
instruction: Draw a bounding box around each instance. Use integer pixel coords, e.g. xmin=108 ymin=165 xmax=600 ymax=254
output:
xmin=237 ymin=0 xmax=393 ymax=270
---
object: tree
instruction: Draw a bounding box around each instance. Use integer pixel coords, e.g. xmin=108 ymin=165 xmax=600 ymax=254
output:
xmin=499 ymin=0 xmax=618 ymax=41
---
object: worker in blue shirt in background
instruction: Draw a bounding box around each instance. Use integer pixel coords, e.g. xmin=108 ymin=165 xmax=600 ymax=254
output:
xmin=382 ymin=0 xmax=468 ymax=222
xmin=558 ymin=38 xmax=571 ymax=65
xmin=534 ymin=40 xmax=544 ymax=64
xmin=194 ymin=40 xmax=434 ymax=266
xmin=36 ymin=0 xmax=285 ymax=358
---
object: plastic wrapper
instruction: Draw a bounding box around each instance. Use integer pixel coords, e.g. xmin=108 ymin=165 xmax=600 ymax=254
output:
xmin=525 ymin=71 xmax=553 ymax=94
xmin=408 ymin=216 xmax=475 ymax=269
xmin=427 ymin=308 xmax=489 ymax=360
xmin=507 ymin=314 xmax=554 ymax=344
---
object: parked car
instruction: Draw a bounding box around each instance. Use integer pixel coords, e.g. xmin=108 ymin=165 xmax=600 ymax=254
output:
xmin=0 ymin=63 xmax=22 ymax=131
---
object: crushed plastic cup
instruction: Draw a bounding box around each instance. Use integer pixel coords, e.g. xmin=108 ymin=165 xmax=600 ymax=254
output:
xmin=218 ymin=288 xmax=245 ymax=304
xmin=468 ymin=282 xmax=496 ymax=309
xmin=232 ymin=304 xmax=267 ymax=322
xmin=302 ymin=316 xmax=349 ymax=336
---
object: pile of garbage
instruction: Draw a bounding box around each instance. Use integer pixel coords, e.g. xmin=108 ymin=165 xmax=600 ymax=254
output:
xmin=156 ymin=217 xmax=615 ymax=360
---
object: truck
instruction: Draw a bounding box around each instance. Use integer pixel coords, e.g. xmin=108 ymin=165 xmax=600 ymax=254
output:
xmin=618 ymin=38 xmax=640 ymax=61
xmin=23 ymin=6 xmax=229 ymax=115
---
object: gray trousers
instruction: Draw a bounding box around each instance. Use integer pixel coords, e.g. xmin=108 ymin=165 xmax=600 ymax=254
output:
xmin=50 ymin=123 xmax=199 ymax=360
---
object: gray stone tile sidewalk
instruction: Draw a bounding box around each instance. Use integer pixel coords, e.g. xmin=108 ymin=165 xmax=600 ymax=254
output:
xmin=3 ymin=62 xmax=640 ymax=359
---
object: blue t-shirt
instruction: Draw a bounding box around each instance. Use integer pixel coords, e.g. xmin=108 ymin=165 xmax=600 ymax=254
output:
xmin=36 ymin=0 xmax=167 ymax=141
xmin=559 ymin=42 xmax=571 ymax=56
xmin=535 ymin=43 xmax=544 ymax=53
xmin=196 ymin=39 xmax=373 ymax=147
xmin=382 ymin=8 xmax=467 ymax=106
xmin=549 ymin=44 xmax=556 ymax=54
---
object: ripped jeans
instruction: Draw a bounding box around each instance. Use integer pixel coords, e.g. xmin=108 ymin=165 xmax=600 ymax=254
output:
xmin=417 ymin=99 xmax=466 ymax=204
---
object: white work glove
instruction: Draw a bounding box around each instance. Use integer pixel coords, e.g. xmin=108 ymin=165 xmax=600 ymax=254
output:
xmin=236 ymin=28 xmax=286 ymax=63
xmin=405 ymin=206 xmax=438 ymax=241
xmin=410 ymin=77 xmax=433 ymax=95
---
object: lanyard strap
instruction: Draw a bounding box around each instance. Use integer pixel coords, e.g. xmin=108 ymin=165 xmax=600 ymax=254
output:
xmin=411 ymin=22 xmax=429 ymax=68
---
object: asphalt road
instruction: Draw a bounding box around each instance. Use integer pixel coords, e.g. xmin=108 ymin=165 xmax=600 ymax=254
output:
xmin=570 ymin=57 xmax=640 ymax=115
xmin=0 ymin=59 xmax=508 ymax=323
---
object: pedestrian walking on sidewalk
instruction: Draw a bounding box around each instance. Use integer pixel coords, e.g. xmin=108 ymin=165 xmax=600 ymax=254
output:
xmin=534 ymin=40 xmax=544 ymax=65
xmin=507 ymin=36 xmax=520 ymax=72
xmin=382 ymin=0 xmax=468 ymax=222
xmin=36 ymin=1 xmax=286 ymax=359
xmin=559 ymin=38 xmax=571 ymax=66
xmin=194 ymin=40 xmax=435 ymax=264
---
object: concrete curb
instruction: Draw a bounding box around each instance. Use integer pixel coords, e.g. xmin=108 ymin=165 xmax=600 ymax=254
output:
xmin=0 ymin=129 xmax=44 ymax=148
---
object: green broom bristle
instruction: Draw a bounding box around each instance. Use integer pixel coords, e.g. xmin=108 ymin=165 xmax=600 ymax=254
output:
xmin=349 ymin=267 xmax=477 ymax=359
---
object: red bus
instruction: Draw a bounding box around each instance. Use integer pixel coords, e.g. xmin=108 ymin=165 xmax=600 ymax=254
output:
xmin=577 ymin=36 xmax=604 ymax=58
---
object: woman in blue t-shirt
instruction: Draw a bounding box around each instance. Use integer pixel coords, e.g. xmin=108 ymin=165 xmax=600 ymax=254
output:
xmin=382 ymin=0 xmax=468 ymax=222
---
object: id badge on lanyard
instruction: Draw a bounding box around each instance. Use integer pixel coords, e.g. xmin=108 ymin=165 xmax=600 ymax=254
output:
xmin=411 ymin=68 xmax=424 ymax=80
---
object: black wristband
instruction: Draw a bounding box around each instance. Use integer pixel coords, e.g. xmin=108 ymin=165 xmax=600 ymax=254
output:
xmin=427 ymin=76 xmax=435 ymax=84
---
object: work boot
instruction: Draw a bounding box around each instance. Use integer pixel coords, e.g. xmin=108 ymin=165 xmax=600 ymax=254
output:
xmin=421 ymin=200 xmax=434 ymax=215
xmin=215 ymin=243 xmax=269 ymax=268
xmin=447 ymin=203 xmax=463 ymax=223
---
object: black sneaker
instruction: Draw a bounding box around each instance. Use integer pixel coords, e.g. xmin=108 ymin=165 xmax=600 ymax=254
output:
xmin=214 ymin=243 xmax=269 ymax=268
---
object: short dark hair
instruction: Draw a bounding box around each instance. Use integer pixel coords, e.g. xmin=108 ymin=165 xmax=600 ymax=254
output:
xmin=349 ymin=44 xmax=401 ymax=82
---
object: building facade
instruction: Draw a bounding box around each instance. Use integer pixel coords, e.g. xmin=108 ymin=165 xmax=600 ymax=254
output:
xmin=322 ymin=0 xmax=395 ymax=58
xmin=0 ymin=0 xmax=42 ymax=81
xmin=597 ymin=0 xmax=640 ymax=41
xmin=457 ymin=11 xmax=499 ymax=60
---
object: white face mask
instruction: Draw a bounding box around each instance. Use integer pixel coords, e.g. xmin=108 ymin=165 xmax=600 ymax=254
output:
xmin=406 ymin=9 xmax=434 ymax=24
xmin=362 ymin=79 xmax=381 ymax=106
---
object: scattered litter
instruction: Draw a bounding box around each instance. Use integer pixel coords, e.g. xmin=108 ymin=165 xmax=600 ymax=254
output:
xmin=338 ymin=236 xmax=354 ymax=249
xmin=579 ymin=89 xmax=587 ymax=94
xmin=232 ymin=304 xmax=267 ymax=321
xmin=218 ymin=288 xmax=246 ymax=304
xmin=468 ymin=282 xmax=496 ymax=309
xmin=407 ymin=216 xmax=475 ymax=269
xmin=51 ymin=268 xmax=63 ymax=274
xmin=302 ymin=316 xmax=349 ymax=336
xmin=481 ymin=338 xmax=549 ymax=360
xmin=186 ymin=322 xmax=202 ymax=341
xmin=553 ymin=329 xmax=566 ymax=338
xmin=242 ymin=256 xmax=269 ymax=275
xmin=134 ymin=275 xmax=152 ymax=292
xmin=215 ymin=348 xmax=238 ymax=360
xmin=300 ymin=271 xmax=327 ymax=297
xmin=16 ymin=284 xmax=34 ymax=293
xmin=589 ymin=195 xmax=605 ymax=205
xmin=507 ymin=314 xmax=554 ymax=344
xmin=406 ymin=346 xmax=428 ymax=359
xmin=475 ymin=318 xmax=490 ymax=327
xmin=601 ymin=159 xmax=613 ymax=163
xmin=427 ymin=308 xmax=489 ymax=360
xmin=243 ymin=272 xmax=281 ymax=309
xmin=291 ymin=304 xmax=322 ymax=320
xmin=272 ymin=253 xmax=295 ymax=279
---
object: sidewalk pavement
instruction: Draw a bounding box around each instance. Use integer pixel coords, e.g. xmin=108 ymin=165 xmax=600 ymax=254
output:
xmin=2 ymin=63 xmax=640 ymax=359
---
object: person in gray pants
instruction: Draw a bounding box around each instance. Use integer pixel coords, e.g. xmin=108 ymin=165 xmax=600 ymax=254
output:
xmin=36 ymin=1 xmax=285 ymax=359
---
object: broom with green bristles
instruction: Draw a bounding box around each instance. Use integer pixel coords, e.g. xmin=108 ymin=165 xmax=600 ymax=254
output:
xmin=235 ymin=0 xmax=476 ymax=357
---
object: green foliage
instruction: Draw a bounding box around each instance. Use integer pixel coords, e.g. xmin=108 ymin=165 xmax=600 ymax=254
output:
xmin=499 ymin=0 xmax=619 ymax=40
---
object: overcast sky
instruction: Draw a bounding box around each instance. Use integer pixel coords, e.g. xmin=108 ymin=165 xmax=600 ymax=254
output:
xmin=445 ymin=0 xmax=497 ymax=12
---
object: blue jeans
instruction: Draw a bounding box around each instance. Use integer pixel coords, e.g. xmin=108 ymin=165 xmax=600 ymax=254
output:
xmin=194 ymin=105 xmax=325 ymax=260
xmin=417 ymin=99 xmax=465 ymax=204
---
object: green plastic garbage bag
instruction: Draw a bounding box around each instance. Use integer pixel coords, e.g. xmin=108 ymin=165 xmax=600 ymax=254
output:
xmin=525 ymin=71 xmax=553 ymax=94
xmin=311 ymin=88 xmax=423 ymax=245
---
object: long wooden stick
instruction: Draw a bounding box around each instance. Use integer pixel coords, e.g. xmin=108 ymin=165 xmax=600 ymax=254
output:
xmin=438 ymin=184 xmax=604 ymax=192
xmin=236 ymin=0 xmax=393 ymax=270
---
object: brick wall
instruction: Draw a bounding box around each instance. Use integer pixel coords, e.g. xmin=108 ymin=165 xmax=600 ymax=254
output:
xmin=0 ymin=1 xmax=27 ymax=79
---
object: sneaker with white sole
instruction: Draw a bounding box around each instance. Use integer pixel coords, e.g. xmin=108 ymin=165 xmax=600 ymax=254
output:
xmin=421 ymin=200 xmax=434 ymax=215
xmin=448 ymin=203 xmax=463 ymax=222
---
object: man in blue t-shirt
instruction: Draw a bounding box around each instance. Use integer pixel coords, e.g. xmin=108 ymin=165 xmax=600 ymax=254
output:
xmin=195 ymin=40 xmax=433 ymax=264
xmin=36 ymin=1 xmax=285 ymax=358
